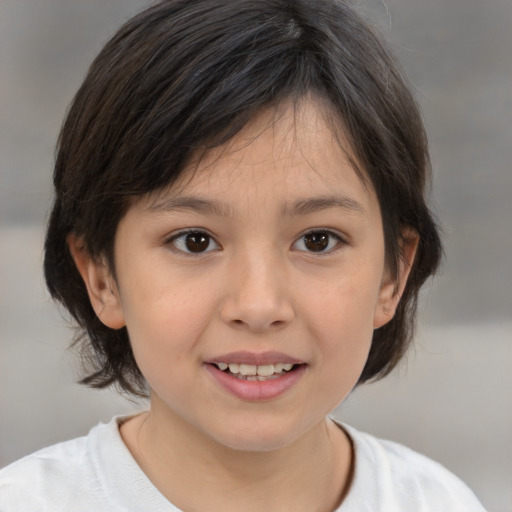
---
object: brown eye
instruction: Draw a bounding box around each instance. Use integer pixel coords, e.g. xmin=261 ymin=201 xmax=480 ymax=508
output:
xmin=185 ymin=233 xmax=210 ymax=252
xmin=171 ymin=231 xmax=220 ymax=254
xmin=304 ymin=232 xmax=329 ymax=252
xmin=293 ymin=230 xmax=342 ymax=253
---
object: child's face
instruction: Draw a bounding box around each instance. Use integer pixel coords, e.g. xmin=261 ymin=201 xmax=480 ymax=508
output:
xmin=88 ymin=100 xmax=405 ymax=451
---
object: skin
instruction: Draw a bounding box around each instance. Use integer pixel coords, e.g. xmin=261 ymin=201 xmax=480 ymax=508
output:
xmin=70 ymin=99 xmax=417 ymax=511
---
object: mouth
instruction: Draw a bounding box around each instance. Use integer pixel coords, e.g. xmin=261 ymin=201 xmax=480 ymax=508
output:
xmin=205 ymin=352 xmax=307 ymax=400
xmin=209 ymin=362 xmax=301 ymax=381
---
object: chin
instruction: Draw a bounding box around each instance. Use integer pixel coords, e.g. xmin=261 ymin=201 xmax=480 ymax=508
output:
xmin=207 ymin=417 xmax=306 ymax=453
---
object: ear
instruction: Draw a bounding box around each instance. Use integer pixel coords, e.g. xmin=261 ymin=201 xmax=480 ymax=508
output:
xmin=67 ymin=234 xmax=126 ymax=330
xmin=373 ymin=227 xmax=419 ymax=329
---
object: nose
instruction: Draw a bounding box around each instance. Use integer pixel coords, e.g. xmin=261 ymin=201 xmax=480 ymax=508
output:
xmin=219 ymin=249 xmax=295 ymax=333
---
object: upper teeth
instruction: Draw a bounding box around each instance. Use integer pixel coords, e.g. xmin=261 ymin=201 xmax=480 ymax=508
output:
xmin=215 ymin=363 xmax=294 ymax=375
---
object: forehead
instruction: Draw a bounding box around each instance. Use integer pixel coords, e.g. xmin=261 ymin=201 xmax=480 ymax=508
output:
xmin=145 ymin=99 xmax=378 ymax=219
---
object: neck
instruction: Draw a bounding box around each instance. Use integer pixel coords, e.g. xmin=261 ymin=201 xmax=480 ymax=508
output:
xmin=121 ymin=400 xmax=353 ymax=512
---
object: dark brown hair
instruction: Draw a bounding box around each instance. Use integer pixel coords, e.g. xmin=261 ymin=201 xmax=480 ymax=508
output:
xmin=44 ymin=0 xmax=442 ymax=396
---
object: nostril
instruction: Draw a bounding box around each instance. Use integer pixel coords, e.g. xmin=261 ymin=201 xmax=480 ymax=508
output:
xmin=221 ymin=296 xmax=295 ymax=332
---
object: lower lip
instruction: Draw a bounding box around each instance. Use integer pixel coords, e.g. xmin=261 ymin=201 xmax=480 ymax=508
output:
xmin=205 ymin=364 xmax=306 ymax=402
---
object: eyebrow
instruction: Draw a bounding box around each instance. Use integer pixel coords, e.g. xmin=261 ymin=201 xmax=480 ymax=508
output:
xmin=148 ymin=196 xmax=233 ymax=216
xmin=283 ymin=195 xmax=366 ymax=216
xmin=147 ymin=194 xmax=365 ymax=217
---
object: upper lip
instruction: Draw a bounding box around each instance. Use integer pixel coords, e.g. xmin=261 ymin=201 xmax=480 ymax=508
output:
xmin=206 ymin=351 xmax=305 ymax=366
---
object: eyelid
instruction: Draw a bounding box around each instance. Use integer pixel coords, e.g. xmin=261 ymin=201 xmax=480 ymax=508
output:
xmin=166 ymin=228 xmax=221 ymax=254
xmin=291 ymin=228 xmax=349 ymax=254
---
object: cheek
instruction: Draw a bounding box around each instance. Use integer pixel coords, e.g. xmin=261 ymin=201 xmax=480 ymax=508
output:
xmin=311 ymin=268 xmax=381 ymax=327
xmin=120 ymin=260 xmax=211 ymax=336
xmin=125 ymin=299 xmax=200 ymax=401
xmin=119 ymin=273 xmax=221 ymax=379
xmin=306 ymin=274 xmax=381 ymax=372
xmin=125 ymin=296 xmax=203 ymax=360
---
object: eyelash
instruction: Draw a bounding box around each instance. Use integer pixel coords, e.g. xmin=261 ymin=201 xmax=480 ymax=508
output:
xmin=167 ymin=229 xmax=221 ymax=254
xmin=292 ymin=229 xmax=346 ymax=254
xmin=166 ymin=229 xmax=347 ymax=255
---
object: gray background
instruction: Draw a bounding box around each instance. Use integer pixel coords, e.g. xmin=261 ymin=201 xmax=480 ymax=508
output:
xmin=1 ymin=1 xmax=511 ymax=511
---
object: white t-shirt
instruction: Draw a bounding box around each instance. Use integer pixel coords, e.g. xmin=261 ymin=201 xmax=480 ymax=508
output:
xmin=0 ymin=416 xmax=485 ymax=511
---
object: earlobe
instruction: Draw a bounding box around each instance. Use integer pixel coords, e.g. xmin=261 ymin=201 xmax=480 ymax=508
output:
xmin=67 ymin=234 xmax=126 ymax=330
xmin=373 ymin=227 xmax=419 ymax=329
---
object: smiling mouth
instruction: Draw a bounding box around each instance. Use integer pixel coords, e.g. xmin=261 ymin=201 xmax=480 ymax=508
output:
xmin=211 ymin=362 xmax=300 ymax=381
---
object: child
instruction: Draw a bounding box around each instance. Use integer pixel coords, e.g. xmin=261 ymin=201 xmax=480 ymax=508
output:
xmin=0 ymin=0 xmax=485 ymax=510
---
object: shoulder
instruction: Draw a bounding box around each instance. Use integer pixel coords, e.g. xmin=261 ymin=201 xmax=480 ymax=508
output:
xmin=0 ymin=419 xmax=117 ymax=512
xmin=0 ymin=414 xmax=175 ymax=512
xmin=337 ymin=423 xmax=486 ymax=512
